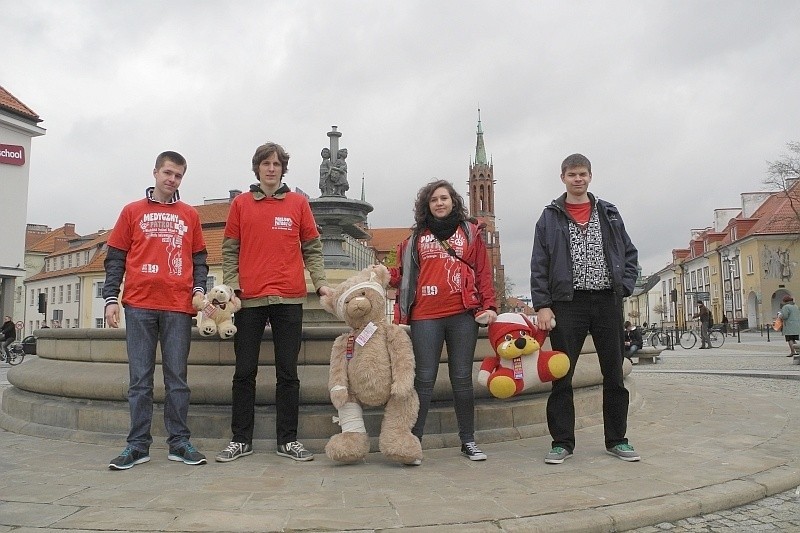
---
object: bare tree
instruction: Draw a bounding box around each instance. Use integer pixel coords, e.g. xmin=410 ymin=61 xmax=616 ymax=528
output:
xmin=764 ymin=141 xmax=800 ymax=225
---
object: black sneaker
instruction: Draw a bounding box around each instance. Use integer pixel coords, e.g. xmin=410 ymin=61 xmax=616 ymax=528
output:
xmin=460 ymin=442 xmax=487 ymax=461
xmin=215 ymin=441 xmax=253 ymax=463
xmin=109 ymin=446 xmax=150 ymax=470
xmin=167 ymin=442 xmax=207 ymax=465
xmin=276 ymin=441 xmax=314 ymax=461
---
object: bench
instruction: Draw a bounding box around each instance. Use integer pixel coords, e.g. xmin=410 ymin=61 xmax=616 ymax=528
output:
xmin=630 ymin=346 xmax=664 ymax=365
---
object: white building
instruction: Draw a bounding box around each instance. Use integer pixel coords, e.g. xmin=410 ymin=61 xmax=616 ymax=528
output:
xmin=0 ymin=86 xmax=45 ymax=334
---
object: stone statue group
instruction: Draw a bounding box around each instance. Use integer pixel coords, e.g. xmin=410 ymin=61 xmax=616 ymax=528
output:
xmin=319 ymin=147 xmax=349 ymax=197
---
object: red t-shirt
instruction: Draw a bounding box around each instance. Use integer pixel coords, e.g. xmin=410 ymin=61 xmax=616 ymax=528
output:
xmin=412 ymin=227 xmax=468 ymax=320
xmin=107 ymin=199 xmax=205 ymax=314
xmin=224 ymin=191 xmax=319 ymax=299
xmin=565 ymin=201 xmax=592 ymax=225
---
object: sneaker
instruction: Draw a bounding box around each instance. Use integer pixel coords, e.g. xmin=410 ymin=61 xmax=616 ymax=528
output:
xmin=544 ymin=446 xmax=572 ymax=464
xmin=109 ymin=446 xmax=150 ymax=470
xmin=167 ymin=442 xmax=207 ymax=465
xmin=276 ymin=441 xmax=314 ymax=461
xmin=215 ymin=441 xmax=253 ymax=463
xmin=606 ymin=443 xmax=641 ymax=462
xmin=461 ymin=442 xmax=487 ymax=461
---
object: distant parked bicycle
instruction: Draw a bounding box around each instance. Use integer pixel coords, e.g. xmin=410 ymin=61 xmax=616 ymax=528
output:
xmin=0 ymin=340 xmax=26 ymax=365
xmin=649 ymin=329 xmax=671 ymax=348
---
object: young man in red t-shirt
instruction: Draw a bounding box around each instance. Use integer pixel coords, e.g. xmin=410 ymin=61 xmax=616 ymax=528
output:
xmin=104 ymin=151 xmax=209 ymax=470
xmin=531 ymin=153 xmax=640 ymax=465
xmin=215 ymin=142 xmax=332 ymax=463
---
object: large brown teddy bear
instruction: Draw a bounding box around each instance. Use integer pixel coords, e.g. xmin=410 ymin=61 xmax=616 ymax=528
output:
xmin=320 ymin=265 xmax=423 ymax=465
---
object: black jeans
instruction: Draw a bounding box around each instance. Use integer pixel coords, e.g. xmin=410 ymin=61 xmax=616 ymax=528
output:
xmin=231 ymin=304 xmax=303 ymax=446
xmin=547 ymin=290 xmax=629 ymax=452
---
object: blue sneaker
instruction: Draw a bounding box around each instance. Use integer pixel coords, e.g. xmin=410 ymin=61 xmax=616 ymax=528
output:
xmin=109 ymin=446 xmax=150 ymax=470
xmin=168 ymin=442 xmax=207 ymax=465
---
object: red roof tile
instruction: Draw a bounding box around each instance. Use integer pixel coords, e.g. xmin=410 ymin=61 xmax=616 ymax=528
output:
xmin=0 ymin=85 xmax=41 ymax=122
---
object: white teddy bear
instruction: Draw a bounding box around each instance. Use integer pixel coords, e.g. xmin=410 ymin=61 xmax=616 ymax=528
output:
xmin=195 ymin=285 xmax=241 ymax=339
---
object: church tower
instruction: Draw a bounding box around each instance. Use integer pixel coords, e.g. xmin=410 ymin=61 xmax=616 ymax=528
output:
xmin=468 ymin=109 xmax=506 ymax=307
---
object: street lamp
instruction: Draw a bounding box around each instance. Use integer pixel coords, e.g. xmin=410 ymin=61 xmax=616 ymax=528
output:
xmin=721 ymin=247 xmax=740 ymax=332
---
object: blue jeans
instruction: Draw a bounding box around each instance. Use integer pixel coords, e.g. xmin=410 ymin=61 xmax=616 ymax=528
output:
xmin=410 ymin=311 xmax=478 ymax=444
xmin=124 ymin=306 xmax=193 ymax=452
xmin=231 ymin=304 xmax=303 ymax=446
xmin=548 ymin=290 xmax=629 ymax=452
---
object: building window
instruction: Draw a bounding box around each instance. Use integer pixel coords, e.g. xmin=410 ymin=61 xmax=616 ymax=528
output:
xmin=51 ymin=287 xmax=56 ymax=304
xmin=15 ymin=286 xmax=21 ymax=303
xmin=746 ymin=255 xmax=754 ymax=275
xmin=30 ymin=289 xmax=34 ymax=306
xmin=96 ymin=282 xmax=104 ymax=298
xmin=67 ymin=284 xmax=72 ymax=303
xmin=85 ymin=251 xmax=90 ymax=263
xmin=75 ymin=283 xmax=80 ymax=301
xmin=60 ymin=256 xmax=64 ymax=269
xmin=68 ymin=255 xmax=73 ymax=268
xmin=65 ymin=319 xmax=70 ymax=328
xmin=59 ymin=285 xmax=64 ymax=304
xmin=95 ymin=318 xmax=105 ymax=329
xmin=206 ymin=275 xmax=217 ymax=292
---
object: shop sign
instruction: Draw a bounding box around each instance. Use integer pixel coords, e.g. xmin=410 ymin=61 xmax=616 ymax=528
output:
xmin=0 ymin=144 xmax=25 ymax=166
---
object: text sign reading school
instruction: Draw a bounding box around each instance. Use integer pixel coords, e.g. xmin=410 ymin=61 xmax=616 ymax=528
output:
xmin=0 ymin=144 xmax=25 ymax=166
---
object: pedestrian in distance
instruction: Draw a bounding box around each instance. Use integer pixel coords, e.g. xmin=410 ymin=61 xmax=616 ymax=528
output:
xmin=104 ymin=151 xmax=209 ymax=470
xmin=622 ymin=320 xmax=643 ymax=361
xmin=778 ymin=295 xmax=800 ymax=358
xmin=1 ymin=315 xmax=15 ymax=360
xmin=692 ymin=301 xmax=712 ymax=349
xmin=389 ymin=179 xmax=498 ymax=463
xmin=215 ymin=142 xmax=333 ymax=463
xmin=530 ymin=153 xmax=640 ymax=464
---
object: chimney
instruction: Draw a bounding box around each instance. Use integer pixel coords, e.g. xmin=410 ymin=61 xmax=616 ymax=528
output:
xmin=64 ymin=223 xmax=76 ymax=235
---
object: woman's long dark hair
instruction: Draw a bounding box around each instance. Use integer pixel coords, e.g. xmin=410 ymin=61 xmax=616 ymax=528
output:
xmin=412 ymin=179 xmax=469 ymax=231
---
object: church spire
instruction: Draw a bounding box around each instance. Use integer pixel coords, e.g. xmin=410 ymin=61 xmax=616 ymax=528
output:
xmin=475 ymin=108 xmax=488 ymax=165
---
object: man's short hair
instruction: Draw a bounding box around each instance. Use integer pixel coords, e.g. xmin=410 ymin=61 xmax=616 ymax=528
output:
xmin=155 ymin=151 xmax=187 ymax=172
xmin=252 ymin=142 xmax=290 ymax=178
xmin=561 ymin=153 xmax=591 ymax=175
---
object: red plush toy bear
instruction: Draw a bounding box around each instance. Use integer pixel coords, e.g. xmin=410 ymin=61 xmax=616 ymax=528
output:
xmin=478 ymin=312 xmax=570 ymax=399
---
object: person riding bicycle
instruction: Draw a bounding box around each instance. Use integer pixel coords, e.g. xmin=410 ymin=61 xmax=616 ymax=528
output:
xmin=1 ymin=316 xmax=15 ymax=360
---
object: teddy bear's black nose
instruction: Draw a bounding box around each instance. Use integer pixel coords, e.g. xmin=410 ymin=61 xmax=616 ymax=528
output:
xmin=514 ymin=338 xmax=526 ymax=349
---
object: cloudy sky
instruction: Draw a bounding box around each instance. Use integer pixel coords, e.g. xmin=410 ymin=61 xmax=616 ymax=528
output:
xmin=3 ymin=1 xmax=799 ymax=297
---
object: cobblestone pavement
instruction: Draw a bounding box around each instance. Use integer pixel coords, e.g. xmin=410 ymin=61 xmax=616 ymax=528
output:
xmin=3 ymin=333 xmax=800 ymax=531
xmin=629 ymin=334 xmax=800 ymax=532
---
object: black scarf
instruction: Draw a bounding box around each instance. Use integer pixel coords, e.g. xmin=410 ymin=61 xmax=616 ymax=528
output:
xmin=425 ymin=211 xmax=462 ymax=241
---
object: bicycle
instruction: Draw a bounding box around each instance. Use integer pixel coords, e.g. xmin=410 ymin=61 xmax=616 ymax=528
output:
xmin=649 ymin=329 xmax=671 ymax=348
xmin=679 ymin=324 xmax=724 ymax=350
xmin=708 ymin=326 xmax=725 ymax=348
xmin=0 ymin=340 xmax=26 ymax=365
xmin=679 ymin=327 xmax=698 ymax=349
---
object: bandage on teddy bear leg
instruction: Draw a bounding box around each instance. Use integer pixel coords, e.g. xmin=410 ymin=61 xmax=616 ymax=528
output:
xmin=378 ymin=393 xmax=423 ymax=464
xmin=325 ymin=402 xmax=370 ymax=463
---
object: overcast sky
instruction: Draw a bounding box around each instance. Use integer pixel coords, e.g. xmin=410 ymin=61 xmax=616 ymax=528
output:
xmin=3 ymin=1 xmax=799 ymax=297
